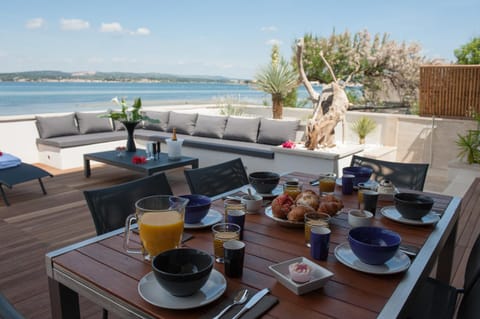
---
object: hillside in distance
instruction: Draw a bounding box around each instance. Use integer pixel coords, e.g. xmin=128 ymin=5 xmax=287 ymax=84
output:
xmin=0 ymin=70 xmax=245 ymax=83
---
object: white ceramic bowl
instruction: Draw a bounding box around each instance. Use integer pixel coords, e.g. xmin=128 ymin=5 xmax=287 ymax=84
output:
xmin=348 ymin=209 xmax=374 ymax=228
xmin=241 ymin=194 xmax=263 ymax=213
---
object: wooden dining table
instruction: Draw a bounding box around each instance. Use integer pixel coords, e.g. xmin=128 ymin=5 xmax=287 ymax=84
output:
xmin=45 ymin=171 xmax=461 ymax=319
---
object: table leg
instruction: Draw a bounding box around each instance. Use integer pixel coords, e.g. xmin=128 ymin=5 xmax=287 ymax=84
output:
xmin=436 ymin=219 xmax=458 ymax=283
xmin=48 ymin=278 xmax=80 ymax=319
xmin=192 ymin=158 xmax=199 ymax=169
xmin=84 ymin=158 xmax=91 ymax=178
xmin=0 ymin=184 xmax=10 ymax=206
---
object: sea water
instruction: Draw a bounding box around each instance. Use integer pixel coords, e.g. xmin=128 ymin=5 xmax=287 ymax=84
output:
xmin=0 ymin=82 xmax=275 ymax=116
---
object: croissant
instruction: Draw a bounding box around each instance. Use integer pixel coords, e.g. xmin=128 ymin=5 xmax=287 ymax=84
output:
xmin=287 ymin=205 xmax=314 ymax=222
xmin=295 ymin=190 xmax=320 ymax=210
xmin=317 ymin=195 xmax=344 ymax=216
xmin=271 ymin=194 xmax=294 ymax=219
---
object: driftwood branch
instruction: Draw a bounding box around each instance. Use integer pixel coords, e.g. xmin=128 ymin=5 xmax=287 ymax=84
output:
xmin=295 ymin=38 xmax=350 ymax=150
xmin=319 ymin=51 xmax=337 ymax=83
xmin=296 ymin=39 xmax=320 ymax=104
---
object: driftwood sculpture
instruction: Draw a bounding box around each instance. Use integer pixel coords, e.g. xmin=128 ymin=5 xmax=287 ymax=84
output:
xmin=296 ymin=39 xmax=350 ymax=150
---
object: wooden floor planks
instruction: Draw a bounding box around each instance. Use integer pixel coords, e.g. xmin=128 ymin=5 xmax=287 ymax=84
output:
xmin=0 ymin=163 xmax=477 ymax=319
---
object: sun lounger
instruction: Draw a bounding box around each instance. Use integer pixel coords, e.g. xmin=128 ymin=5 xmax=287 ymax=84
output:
xmin=0 ymin=163 xmax=53 ymax=206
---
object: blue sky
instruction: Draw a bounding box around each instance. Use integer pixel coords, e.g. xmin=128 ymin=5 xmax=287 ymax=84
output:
xmin=0 ymin=0 xmax=478 ymax=79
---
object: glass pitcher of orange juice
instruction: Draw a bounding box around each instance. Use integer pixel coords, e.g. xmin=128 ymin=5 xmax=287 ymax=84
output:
xmin=124 ymin=195 xmax=189 ymax=260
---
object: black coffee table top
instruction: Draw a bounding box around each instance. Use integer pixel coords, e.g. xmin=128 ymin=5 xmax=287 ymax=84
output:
xmin=83 ymin=150 xmax=199 ymax=177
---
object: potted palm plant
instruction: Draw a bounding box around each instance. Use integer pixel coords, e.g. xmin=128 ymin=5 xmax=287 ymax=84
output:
xmin=253 ymin=45 xmax=298 ymax=119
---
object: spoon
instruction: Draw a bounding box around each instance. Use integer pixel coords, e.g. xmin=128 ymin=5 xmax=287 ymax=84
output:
xmin=247 ymin=188 xmax=254 ymax=199
xmin=212 ymin=288 xmax=249 ymax=319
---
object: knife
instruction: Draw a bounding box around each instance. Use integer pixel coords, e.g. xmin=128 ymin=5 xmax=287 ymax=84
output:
xmin=232 ymin=288 xmax=269 ymax=319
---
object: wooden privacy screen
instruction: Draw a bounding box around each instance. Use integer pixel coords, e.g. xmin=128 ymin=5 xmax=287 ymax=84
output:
xmin=420 ymin=65 xmax=480 ymax=118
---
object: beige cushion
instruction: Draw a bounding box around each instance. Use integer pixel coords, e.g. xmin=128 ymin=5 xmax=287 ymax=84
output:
xmin=257 ymin=118 xmax=300 ymax=145
xmin=167 ymin=112 xmax=198 ymax=135
xmin=193 ymin=115 xmax=228 ymax=138
xmin=36 ymin=113 xmax=79 ymax=138
xmin=76 ymin=112 xmax=113 ymax=134
xmin=223 ymin=116 xmax=260 ymax=142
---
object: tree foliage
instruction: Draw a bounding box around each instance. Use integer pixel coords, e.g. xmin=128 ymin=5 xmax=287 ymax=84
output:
xmin=297 ymin=29 xmax=427 ymax=106
xmin=454 ymin=37 xmax=480 ymax=64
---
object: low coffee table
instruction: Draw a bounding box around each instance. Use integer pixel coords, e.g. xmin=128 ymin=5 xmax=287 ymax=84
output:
xmin=83 ymin=150 xmax=199 ymax=177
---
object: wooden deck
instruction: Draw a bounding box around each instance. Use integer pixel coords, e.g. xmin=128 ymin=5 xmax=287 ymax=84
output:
xmin=0 ymin=164 xmax=478 ymax=319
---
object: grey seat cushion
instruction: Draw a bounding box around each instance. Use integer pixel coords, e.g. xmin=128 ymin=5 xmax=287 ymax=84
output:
xmin=36 ymin=113 xmax=79 ymax=138
xmin=36 ymin=131 xmax=126 ymax=148
xmin=76 ymin=112 xmax=113 ymax=134
xmin=193 ymin=115 xmax=228 ymax=138
xmin=223 ymin=116 xmax=260 ymax=142
xmin=167 ymin=112 xmax=198 ymax=135
xmin=257 ymin=118 xmax=300 ymax=145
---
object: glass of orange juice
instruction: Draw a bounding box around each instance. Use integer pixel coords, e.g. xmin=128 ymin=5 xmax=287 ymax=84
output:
xmin=319 ymin=173 xmax=337 ymax=194
xmin=124 ymin=195 xmax=189 ymax=260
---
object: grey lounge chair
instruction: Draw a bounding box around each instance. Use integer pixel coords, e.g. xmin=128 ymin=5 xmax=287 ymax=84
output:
xmin=0 ymin=293 xmax=25 ymax=319
xmin=350 ymin=154 xmax=429 ymax=191
xmin=0 ymin=163 xmax=53 ymax=206
xmin=183 ymin=158 xmax=249 ymax=198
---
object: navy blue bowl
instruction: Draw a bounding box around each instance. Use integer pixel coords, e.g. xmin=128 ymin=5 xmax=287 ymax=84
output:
xmin=342 ymin=166 xmax=374 ymax=186
xmin=152 ymin=248 xmax=214 ymax=296
xmin=180 ymin=194 xmax=211 ymax=224
xmin=249 ymin=171 xmax=280 ymax=194
xmin=348 ymin=226 xmax=401 ymax=265
xmin=394 ymin=193 xmax=434 ymax=220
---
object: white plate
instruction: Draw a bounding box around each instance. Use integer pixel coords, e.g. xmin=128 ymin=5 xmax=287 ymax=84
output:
xmin=138 ymin=269 xmax=226 ymax=309
xmin=264 ymin=206 xmax=304 ymax=228
xmin=334 ymin=242 xmax=411 ymax=275
xmin=269 ymin=257 xmax=334 ymax=295
xmin=184 ymin=209 xmax=223 ymax=229
xmin=380 ymin=206 xmax=440 ymax=226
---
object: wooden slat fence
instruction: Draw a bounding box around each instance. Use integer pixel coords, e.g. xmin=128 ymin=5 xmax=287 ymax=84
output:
xmin=420 ymin=65 xmax=480 ymax=118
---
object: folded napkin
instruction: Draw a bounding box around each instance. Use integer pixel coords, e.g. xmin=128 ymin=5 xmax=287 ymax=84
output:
xmin=201 ymin=288 xmax=278 ymax=319
xmin=0 ymin=153 xmax=21 ymax=169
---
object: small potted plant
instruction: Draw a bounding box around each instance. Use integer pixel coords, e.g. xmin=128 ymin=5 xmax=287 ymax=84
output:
xmin=351 ymin=116 xmax=377 ymax=144
xmin=456 ymin=112 xmax=480 ymax=164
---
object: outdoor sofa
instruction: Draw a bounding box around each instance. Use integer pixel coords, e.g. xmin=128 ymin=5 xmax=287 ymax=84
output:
xmin=35 ymin=111 xmax=303 ymax=170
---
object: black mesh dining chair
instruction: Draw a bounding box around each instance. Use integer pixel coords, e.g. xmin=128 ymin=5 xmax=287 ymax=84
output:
xmin=403 ymin=232 xmax=480 ymax=318
xmin=83 ymin=172 xmax=173 ymax=235
xmin=183 ymin=158 xmax=249 ymax=198
xmin=350 ymin=154 xmax=429 ymax=191
xmin=83 ymin=173 xmax=173 ymax=319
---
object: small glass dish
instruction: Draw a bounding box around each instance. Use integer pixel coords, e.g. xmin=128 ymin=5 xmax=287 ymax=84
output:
xmin=268 ymin=257 xmax=333 ymax=295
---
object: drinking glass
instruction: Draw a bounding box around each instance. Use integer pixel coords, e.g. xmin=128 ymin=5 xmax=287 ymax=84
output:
xmin=124 ymin=195 xmax=189 ymax=260
xmin=212 ymin=223 xmax=240 ymax=263
xmin=304 ymin=212 xmax=330 ymax=247
xmin=283 ymin=181 xmax=303 ymax=199
xmin=319 ymin=173 xmax=336 ymax=194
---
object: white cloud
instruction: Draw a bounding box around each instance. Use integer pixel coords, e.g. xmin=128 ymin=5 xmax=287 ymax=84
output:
xmin=261 ymin=26 xmax=277 ymax=32
xmin=134 ymin=27 xmax=150 ymax=36
xmin=60 ymin=18 xmax=90 ymax=31
xmin=25 ymin=18 xmax=45 ymax=30
xmin=266 ymin=39 xmax=282 ymax=46
xmin=100 ymin=22 xmax=123 ymax=33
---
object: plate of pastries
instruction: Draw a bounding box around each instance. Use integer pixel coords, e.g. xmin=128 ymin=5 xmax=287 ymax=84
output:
xmin=265 ymin=190 xmax=344 ymax=228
